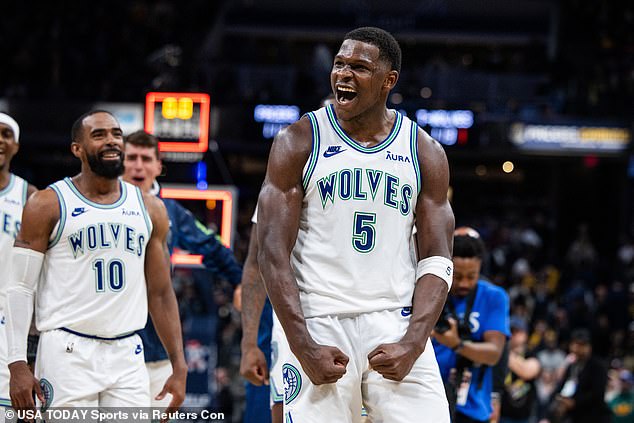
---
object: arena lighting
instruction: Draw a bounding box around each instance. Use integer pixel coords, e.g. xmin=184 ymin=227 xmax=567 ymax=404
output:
xmin=502 ymin=161 xmax=515 ymax=173
xmin=160 ymin=186 xmax=237 ymax=266
xmin=254 ymin=104 xmax=300 ymax=139
xmin=145 ymin=92 xmax=210 ymax=153
xmin=416 ymin=109 xmax=474 ymax=146
xmin=510 ymin=123 xmax=631 ymax=154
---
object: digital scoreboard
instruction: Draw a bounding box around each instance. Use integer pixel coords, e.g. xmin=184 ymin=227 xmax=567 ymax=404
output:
xmin=160 ymin=185 xmax=238 ymax=267
xmin=145 ymin=92 xmax=210 ymax=153
xmin=415 ymin=109 xmax=474 ymax=146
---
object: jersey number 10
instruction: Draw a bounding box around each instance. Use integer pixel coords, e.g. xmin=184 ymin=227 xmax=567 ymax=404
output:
xmin=93 ymin=258 xmax=126 ymax=292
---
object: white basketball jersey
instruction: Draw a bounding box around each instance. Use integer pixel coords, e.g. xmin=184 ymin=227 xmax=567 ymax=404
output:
xmin=0 ymin=174 xmax=28 ymax=312
xmin=293 ymin=105 xmax=421 ymax=317
xmin=36 ymin=178 xmax=152 ymax=337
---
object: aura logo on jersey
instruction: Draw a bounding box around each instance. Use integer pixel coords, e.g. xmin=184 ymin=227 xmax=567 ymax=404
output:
xmin=385 ymin=150 xmax=411 ymax=163
xmin=68 ymin=223 xmax=147 ymax=259
xmin=283 ymin=363 xmax=302 ymax=405
xmin=3 ymin=197 xmax=21 ymax=206
xmin=316 ymin=168 xmax=413 ymax=215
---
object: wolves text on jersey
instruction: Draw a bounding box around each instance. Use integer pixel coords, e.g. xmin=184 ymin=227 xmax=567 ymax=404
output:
xmin=68 ymin=222 xmax=147 ymax=259
xmin=1 ymin=210 xmax=21 ymax=238
xmin=316 ymin=167 xmax=414 ymax=215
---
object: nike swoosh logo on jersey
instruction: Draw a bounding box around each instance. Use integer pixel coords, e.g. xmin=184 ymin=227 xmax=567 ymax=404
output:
xmin=71 ymin=207 xmax=88 ymax=217
xmin=323 ymin=146 xmax=346 ymax=158
xmin=135 ymin=344 xmax=143 ymax=354
xmin=401 ymin=307 xmax=412 ymax=317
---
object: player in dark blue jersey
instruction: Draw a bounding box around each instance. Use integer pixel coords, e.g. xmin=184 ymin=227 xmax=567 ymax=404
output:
xmin=432 ymin=228 xmax=510 ymax=423
xmin=123 ymin=130 xmax=242 ymax=408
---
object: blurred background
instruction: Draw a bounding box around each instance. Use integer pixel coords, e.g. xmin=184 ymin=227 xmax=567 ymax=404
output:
xmin=1 ymin=0 xmax=632 ymax=421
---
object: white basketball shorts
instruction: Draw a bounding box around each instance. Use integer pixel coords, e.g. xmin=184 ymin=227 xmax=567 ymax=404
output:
xmin=146 ymin=359 xmax=173 ymax=408
xmin=35 ymin=329 xmax=150 ymax=410
xmin=270 ymin=312 xmax=287 ymax=407
xmin=282 ymin=308 xmax=449 ymax=423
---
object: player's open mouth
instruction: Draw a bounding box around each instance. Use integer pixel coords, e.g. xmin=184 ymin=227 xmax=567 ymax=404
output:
xmin=132 ymin=177 xmax=145 ymax=183
xmin=336 ymin=86 xmax=357 ymax=104
xmin=100 ymin=150 xmax=121 ymax=160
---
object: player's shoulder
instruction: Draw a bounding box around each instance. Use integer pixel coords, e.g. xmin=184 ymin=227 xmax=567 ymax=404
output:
xmin=27 ymin=186 xmax=60 ymax=206
xmin=416 ymin=125 xmax=446 ymax=158
xmin=140 ymin=190 xmax=166 ymax=213
xmin=21 ymin=187 xmax=61 ymax=226
xmin=274 ymin=115 xmax=313 ymax=148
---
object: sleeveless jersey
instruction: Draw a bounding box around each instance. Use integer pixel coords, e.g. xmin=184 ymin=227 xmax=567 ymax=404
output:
xmin=0 ymin=174 xmax=28 ymax=311
xmin=292 ymin=104 xmax=422 ymax=317
xmin=36 ymin=178 xmax=152 ymax=337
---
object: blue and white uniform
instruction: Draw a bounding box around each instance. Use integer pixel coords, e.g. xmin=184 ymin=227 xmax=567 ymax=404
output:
xmin=282 ymin=105 xmax=448 ymax=423
xmin=35 ymin=177 xmax=152 ymax=409
xmin=0 ymin=174 xmax=28 ymax=410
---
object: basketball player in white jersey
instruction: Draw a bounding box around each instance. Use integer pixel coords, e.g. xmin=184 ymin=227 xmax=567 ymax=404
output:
xmin=5 ymin=111 xmax=186 ymax=419
xmin=0 ymin=113 xmax=37 ymax=423
xmin=258 ymin=27 xmax=454 ymax=422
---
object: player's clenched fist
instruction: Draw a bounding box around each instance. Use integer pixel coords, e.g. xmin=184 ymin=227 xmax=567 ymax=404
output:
xmin=297 ymin=343 xmax=349 ymax=385
xmin=240 ymin=346 xmax=270 ymax=386
xmin=368 ymin=342 xmax=420 ymax=381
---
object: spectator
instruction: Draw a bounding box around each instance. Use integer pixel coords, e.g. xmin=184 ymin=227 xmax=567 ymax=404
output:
xmin=433 ymin=229 xmax=510 ymax=422
xmin=544 ymin=328 xmax=611 ymax=423
xmin=500 ymin=317 xmax=541 ymax=423
xmin=608 ymin=370 xmax=634 ymax=423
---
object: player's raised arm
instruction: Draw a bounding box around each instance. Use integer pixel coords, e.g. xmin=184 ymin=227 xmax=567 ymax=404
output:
xmin=257 ymin=118 xmax=349 ymax=386
xmin=406 ymin=128 xmax=454 ymax=348
xmin=142 ymin=193 xmax=187 ymax=416
xmin=368 ymin=129 xmax=454 ymax=381
xmin=6 ymin=189 xmax=59 ymax=411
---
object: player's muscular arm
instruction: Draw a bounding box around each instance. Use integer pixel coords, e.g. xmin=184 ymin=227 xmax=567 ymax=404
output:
xmin=258 ymin=118 xmax=349 ymax=385
xmin=143 ymin=194 xmax=187 ymax=414
xmin=239 ymin=224 xmax=270 ymax=386
xmin=8 ymin=189 xmax=59 ymax=412
xmin=369 ymin=129 xmax=454 ymax=381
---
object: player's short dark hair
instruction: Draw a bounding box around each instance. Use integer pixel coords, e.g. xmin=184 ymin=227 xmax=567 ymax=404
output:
xmin=71 ymin=110 xmax=116 ymax=143
xmin=125 ymin=130 xmax=160 ymax=159
xmin=453 ymin=234 xmax=486 ymax=260
xmin=344 ymin=27 xmax=402 ymax=72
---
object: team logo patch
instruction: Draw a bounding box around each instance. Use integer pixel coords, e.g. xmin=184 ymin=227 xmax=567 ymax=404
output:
xmin=39 ymin=378 xmax=54 ymax=411
xmin=282 ymin=363 xmax=302 ymax=405
xmin=401 ymin=307 xmax=412 ymax=317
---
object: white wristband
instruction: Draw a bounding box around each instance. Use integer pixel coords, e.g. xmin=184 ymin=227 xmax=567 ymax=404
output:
xmin=416 ymin=256 xmax=453 ymax=289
